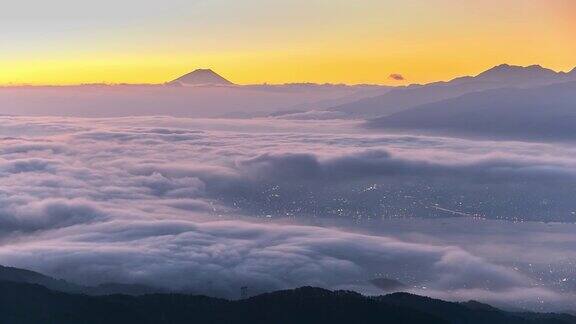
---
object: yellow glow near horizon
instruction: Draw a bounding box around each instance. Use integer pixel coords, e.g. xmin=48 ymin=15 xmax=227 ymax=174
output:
xmin=0 ymin=0 xmax=574 ymax=86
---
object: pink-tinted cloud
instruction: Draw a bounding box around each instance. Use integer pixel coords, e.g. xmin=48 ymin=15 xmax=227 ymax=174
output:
xmin=389 ymin=73 xmax=405 ymax=81
xmin=0 ymin=116 xmax=574 ymax=311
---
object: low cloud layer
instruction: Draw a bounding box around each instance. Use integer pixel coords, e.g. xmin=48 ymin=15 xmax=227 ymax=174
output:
xmin=0 ymin=116 xmax=574 ymax=311
xmin=0 ymin=218 xmax=548 ymax=304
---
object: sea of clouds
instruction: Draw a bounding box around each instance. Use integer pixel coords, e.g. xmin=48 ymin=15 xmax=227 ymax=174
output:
xmin=0 ymin=116 xmax=574 ymax=311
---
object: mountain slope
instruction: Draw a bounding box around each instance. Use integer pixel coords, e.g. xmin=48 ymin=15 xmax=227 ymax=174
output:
xmin=332 ymin=64 xmax=576 ymax=118
xmin=367 ymin=81 xmax=576 ymax=141
xmin=0 ymin=282 xmax=574 ymax=324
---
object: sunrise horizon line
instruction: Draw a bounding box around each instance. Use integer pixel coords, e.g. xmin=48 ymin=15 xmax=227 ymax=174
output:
xmin=1 ymin=62 xmax=575 ymax=88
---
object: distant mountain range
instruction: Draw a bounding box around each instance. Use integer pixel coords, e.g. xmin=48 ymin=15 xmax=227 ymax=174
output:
xmin=331 ymin=64 xmax=576 ymax=118
xmin=367 ymin=80 xmax=576 ymax=141
xmin=0 ymin=264 xmax=574 ymax=323
xmin=1 ymin=64 xmax=574 ymax=122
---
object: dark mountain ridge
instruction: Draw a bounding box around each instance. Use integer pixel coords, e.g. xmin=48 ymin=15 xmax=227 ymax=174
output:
xmin=0 ymin=264 xmax=164 ymax=296
xmin=0 ymin=281 xmax=574 ymax=324
xmin=0 ymin=264 xmax=574 ymax=323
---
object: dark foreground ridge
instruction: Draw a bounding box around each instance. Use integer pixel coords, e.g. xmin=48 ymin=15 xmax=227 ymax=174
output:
xmin=0 ymin=281 xmax=575 ymax=324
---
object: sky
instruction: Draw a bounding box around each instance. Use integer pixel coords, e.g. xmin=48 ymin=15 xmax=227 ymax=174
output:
xmin=1 ymin=0 xmax=575 ymax=85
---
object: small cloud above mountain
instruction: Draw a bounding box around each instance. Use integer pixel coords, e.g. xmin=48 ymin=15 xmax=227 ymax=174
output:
xmin=388 ymin=74 xmax=405 ymax=81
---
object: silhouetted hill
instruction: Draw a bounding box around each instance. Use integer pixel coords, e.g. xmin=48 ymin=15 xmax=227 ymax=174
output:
xmin=0 ymin=281 xmax=574 ymax=324
xmin=169 ymin=69 xmax=234 ymax=86
xmin=0 ymin=265 xmax=84 ymax=293
xmin=367 ymin=81 xmax=576 ymax=141
xmin=332 ymin=64 xmax=576 ymax=118
xmin=378 ymin=293 xmax=573 ymax=324
xmin=91 ymin=283 xmax=168 ymax=296
xmin=0 ymin=265 xmax=162 ymax=296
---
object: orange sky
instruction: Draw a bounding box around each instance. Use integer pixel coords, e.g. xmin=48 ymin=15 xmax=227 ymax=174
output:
xmin=0 ymin=0 xmax=574 ymax=85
